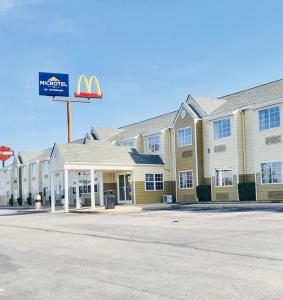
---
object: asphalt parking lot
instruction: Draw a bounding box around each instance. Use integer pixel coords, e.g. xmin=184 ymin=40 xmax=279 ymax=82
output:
xmin=0 ymin=206 xmax=283 ymax=299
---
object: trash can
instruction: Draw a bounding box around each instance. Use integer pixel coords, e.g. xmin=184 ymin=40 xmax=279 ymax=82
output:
xmin=104 ymin=190 xmax=115 ymax=209
xmin=35 ymin=194 xmax=41 ymax=210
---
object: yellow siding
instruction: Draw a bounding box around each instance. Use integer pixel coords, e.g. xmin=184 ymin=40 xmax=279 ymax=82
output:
xmin=174 ymin=109 xmax=198 ymax=202
xmin=244 ymin=110 xmax=255 ymax=176
xmin=202 ymin=120 xmax=211 ymax=179
xmin=135 ymin=181 xmax=172 ymax=204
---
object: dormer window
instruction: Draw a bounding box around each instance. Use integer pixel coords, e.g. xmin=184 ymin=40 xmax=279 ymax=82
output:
xmin=121 ymin=140 xmax=134 ymax=147
xmin=147 ymin=135 xmax=160 ymax=153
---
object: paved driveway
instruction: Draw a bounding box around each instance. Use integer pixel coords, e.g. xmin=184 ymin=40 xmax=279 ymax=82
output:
xmin=0 ymin=207 xmax=283 ymax=299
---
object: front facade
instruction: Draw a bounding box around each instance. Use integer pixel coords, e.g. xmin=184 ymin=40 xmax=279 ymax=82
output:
xmin=2 ymin=79 xmax=283 ymax=207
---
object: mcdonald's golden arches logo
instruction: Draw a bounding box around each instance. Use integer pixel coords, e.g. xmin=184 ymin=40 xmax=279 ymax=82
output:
xmin=74 ymin=75 xmax=102 ymax=98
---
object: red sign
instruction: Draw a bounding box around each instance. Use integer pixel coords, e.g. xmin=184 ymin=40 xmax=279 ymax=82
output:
xmin=0 ymin=146 xmax=14 ymax=162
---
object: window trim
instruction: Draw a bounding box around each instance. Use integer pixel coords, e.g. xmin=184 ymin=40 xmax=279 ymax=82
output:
xmin=215 ymin=169 xmax=233 ymax=188
xmin=179 ymin=170 xmax=194 ymax=190
xmin=258 ymin=105 xmax=281 ymax=131
xmin=121 ymin=139 xmax=135 ymax=147
xmin=146 ymin=134 xmax=161 ymax=154
xmin=213 ymin=117 xmax=231 ymax=140
xmin=144 ymin=173 xmax=164 ymax=191
xmin=260 ymin=160 xmax=283 ymax=185
xmin=177 ymin=126 xmax=193 ymax=148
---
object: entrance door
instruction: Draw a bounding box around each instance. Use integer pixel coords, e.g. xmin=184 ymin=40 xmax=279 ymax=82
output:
xmin=118 ymin=174 xmax=132 ymax=204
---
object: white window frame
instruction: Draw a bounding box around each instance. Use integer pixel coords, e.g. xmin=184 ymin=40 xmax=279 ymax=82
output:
xmin=179 ymin=170 xmax=194 ymax=189
xmin=258 ymin=105 xmax=281 ymax=131
xmin=260 ymin=161 xmax=283 ymax=185
xmin=213 ymin=117 xmax=231 ymax=140
xmin=147 ymin=135 xmax=161 ymax=154
xmin=145 ymin=173 xmax=164 ymax=191
xmin=31 ymin=163 xmax=37 ymax=178
xmin=177 ymin=127 xmax=192 ymax=147
xmin=42 ymin=160 xmax=49 ymax=174
xmin=215 ymin=169 xmax=233 ymax=187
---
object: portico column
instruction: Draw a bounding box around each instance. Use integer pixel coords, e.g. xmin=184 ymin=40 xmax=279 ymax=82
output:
xmin=64 ymin=169 xmax=69 ymax=213
xmin=99 ymin=172 xmax=104 ymax=206
xmin=50 ymin=172 xmax=55 ymax=212
xmin=90 ymin=170 xmax=95 ymax=209
xmin=76 ymin=172 xmax=80 ymax=209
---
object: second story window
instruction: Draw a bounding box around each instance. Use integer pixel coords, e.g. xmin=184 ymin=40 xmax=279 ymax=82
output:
xmin=31 ymin=163 xmax=37 ymax=177
xmin=147 ymin=135 xmax=160 ymax=153
xmin=213 ymin=118 xmax=231 ymax=140
xmin=259 ymin=106 xmax=280 ymax=131
xmin=178 ymin=127 xmax=192 ymax=147
xmin=43 ymin=161 xmax=49 ymax=174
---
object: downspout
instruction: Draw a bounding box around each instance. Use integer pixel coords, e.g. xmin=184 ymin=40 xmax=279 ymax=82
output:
xmin=194 ymin=119 xmax=199 ymax=202
xmin=252 ymin=110 xmax=258 ymax=201
xmin=208 ymin=120 xmax=214 ymax=201
xmin=240 ymin=110 xmax=247 ymax=181
xmin=233 ymin=110 xmax=240 ymax=201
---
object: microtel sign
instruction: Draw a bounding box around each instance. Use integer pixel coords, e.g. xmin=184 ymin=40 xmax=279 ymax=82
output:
xmin=39 ymin=72 xmax=69 ymax=97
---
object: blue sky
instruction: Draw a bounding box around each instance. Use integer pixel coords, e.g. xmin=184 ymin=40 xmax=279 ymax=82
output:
xmin=1 ymin=0 xmax=283 ymax=160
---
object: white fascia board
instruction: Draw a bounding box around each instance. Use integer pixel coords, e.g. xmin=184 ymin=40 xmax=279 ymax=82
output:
xmin=204 ymin=111 xmax=233 ymax=121
xmin=64 ymin=163 xmax=134 ymax=171
xmin=206 ymin=98 xmax=283 ymax=120
xmin=187 ymin=96 xmax=207 ymax=117
xmin=251 ymin=98 xmax=283 ymax=110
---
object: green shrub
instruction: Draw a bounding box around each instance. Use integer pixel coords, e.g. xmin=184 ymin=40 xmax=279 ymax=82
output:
xmin=238 ymin=182 xmax=256 ymax=201
xmin=196 ymin=185 xmax=211 ymax=202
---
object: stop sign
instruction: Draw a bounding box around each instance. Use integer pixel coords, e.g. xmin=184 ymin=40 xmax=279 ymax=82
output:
xmin=0 ymin=146 xmax=14 ymax=162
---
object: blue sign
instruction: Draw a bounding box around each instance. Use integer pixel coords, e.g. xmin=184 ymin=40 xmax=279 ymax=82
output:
xmin=39 ymin=72 xmax=69 ymax=97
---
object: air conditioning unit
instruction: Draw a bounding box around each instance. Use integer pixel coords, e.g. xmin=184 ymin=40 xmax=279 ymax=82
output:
xmin=163 ymin=195 xmax=173 ymax=204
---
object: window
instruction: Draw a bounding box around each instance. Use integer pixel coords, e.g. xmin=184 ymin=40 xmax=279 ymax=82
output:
xmin=31 ymin=163 xmax=37 ymax=177
xmin=179 ymin=171 xmax=193 ymax=189
xmin=261 ymin=162 xmax=282 ymax=184
xmin=42 ymin=161 xmax=49 ymax=174
xmin=147 ymin=135 xmax=160 ymax=153
xmin=213 ymin=118 xmax=231 ymax=139
xmin=121 ymin=140 xmax=134 ymax=147
xmin=259 ymin=106 xmax=280 ymax=131
xmin=216 ymin=169 xmax=233 ymax=187
xmin=178 ymin=127 xmax=192 ymax=147
xmin=22 ymin=166 xmax=27 ymax=178
xmin=145 ymin=173 xmax=163 ymax=191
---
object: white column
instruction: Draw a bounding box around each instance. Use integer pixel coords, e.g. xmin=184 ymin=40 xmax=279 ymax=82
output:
xmin=64 ymin=169 xmax=69 ymax=213
xmin=99 ymin=172 xmax=104 ymax=206
xmin=50 ymin=172 xmax=55 ymax=212
xmin=90 ymin=170 xmax=95 ymax=209
xmin=76 ymin=172 xmax=80 ymax=209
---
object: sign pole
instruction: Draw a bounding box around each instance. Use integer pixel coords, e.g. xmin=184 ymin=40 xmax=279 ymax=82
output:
xmin=67 ymin=100 xmax=72 ymax=143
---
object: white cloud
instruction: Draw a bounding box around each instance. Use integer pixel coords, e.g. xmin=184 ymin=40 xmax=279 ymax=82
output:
xmin=0 ymin=0 xmax=42 ymax=14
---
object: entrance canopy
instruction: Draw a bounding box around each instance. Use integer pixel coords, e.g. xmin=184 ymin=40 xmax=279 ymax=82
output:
xmin=49 ymin=141 xmax=164 ymax=212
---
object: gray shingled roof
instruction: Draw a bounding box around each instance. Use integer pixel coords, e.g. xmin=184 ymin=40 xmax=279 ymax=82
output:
xmin=19 ymin=149 xmax=52 ymax=164
xmin=211 ymin=79 xmax=283 ymax=116
xmin=91 ymin=127 xmax=124 ymax=141
xmin=188 ymin=96 xmax=227 ymax=116
xmin=55 ymin=141 xmax=163 ymax=166
xmin=111 ymin=111 xmax=177 ymax=141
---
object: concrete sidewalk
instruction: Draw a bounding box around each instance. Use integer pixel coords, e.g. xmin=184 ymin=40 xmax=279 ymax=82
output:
xmin=69 ymin=201 xmax=283 ymax=214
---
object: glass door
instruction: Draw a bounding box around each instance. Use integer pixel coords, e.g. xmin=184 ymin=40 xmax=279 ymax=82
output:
xmin=118 ymin=174 xmax=132 ymax=204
